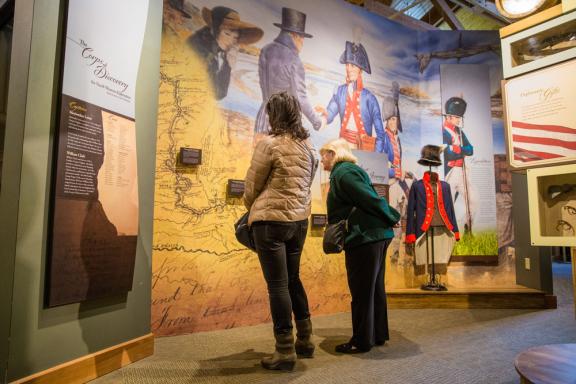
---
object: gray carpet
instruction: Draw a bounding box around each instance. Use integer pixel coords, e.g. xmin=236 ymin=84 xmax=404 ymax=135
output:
xmin=93 ymin=263 xmax=576 ymax=384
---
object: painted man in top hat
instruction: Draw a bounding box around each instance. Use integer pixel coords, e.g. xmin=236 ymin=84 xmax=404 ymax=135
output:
xmin=442 ymin=96 xmax=476 ymax=233
xmin=319 ymin=41 xmax=389 ymax=153
xmin=188 ymin=6 xmax=263 ymax=100
xmin=255 ymin=8 xmax=324 ymax=140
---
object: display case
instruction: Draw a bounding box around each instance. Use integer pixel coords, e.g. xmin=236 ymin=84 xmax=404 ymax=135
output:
xmin=501 ymin=9 xmax=576 ymax=79
xmin=503 ymin=59 xmax=576 ymax=169
xmin=527 ymin=164 xmax=576 ymax=246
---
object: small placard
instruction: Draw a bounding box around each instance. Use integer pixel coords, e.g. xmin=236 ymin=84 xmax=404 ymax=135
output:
xmin=180 ymin=147 xmax=202 ymax=165
xmin=227 ymin=179 xmax=245 ymax=197
xmin=311 ymin=214 xmax=327 ymax=228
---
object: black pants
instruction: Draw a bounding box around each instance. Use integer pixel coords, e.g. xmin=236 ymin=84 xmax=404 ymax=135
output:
xmin=345 ymin=239 xmax=391 ymax=349
xmin=252 ymin=220 xmax=310 ymax=334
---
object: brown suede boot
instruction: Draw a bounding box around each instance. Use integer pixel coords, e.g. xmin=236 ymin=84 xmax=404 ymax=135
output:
xmin=261 ymin=331 xmax=297 ymax=371
xmin=295 ymin=318 xmax=315 ymax=358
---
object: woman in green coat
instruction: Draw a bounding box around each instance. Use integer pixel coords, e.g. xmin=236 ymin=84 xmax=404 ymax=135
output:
xmin=320 ymin=138 xmax=400 ymax=353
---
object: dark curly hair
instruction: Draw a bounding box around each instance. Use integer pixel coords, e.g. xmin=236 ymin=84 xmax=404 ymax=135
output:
xmin=266 ymin=92 xmax=310 ymax=140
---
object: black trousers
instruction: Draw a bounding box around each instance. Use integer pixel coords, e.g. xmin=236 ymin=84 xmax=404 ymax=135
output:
xmin=252 ymin=220 xmax=310 ymax=334
xmin=345 ymin=239 xmax=391 ymax=349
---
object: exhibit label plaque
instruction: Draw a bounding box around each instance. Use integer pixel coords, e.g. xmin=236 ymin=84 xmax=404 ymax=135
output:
xmin=46 ymin=0 xmax=148 ymax=307
xmin=504 ymin=59 xmax=576 ymax=169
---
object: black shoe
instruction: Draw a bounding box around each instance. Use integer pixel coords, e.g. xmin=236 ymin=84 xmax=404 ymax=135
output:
xmin=375 ymin=340 xmax=387 ymax=346
xmin=335 ymin=342 xmax=371 ymax=354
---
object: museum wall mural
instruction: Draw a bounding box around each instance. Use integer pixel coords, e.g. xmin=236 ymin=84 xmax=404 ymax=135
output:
xmin=152 ymin=0 xmax=513 ymax=336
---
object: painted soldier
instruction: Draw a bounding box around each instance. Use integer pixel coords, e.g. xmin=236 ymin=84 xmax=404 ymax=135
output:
xmin=188 ymin=7 xmax=263 ymax=100
xmin=320 ymin=41 xmax=390 ymax=153
xmin=382 ymin=95 xmax=413 ymax=264
xmin=442 ymin=96 xmax=476 ymax=233
xmin=254 ymin=8 xmax=323 ymax=139
xmin=382 ymin=95 xmax=403 ymax=181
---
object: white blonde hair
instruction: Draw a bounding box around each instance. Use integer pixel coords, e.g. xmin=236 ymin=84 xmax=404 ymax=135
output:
xmin=320 ymin=138 xmax=357 ymax=164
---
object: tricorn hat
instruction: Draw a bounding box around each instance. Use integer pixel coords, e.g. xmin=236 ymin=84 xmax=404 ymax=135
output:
xmin=382 ymin=96 xmax=398 ymax=122
xmin=273 ymin=7 xmax=313 ymax=38
xmin=202 ymin=6 xmax=264 ymax=45
xmin=339 ymin=41 xmax=371 ymax=74
xmin=444 ymin=96 xmax=467 ymax=117
xmin=417 ymin=144 xmax=443 ymax=167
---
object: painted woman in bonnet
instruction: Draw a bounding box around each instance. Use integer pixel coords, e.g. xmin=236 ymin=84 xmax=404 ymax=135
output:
xmin=188 ymin=6 xmax=263 ymax=100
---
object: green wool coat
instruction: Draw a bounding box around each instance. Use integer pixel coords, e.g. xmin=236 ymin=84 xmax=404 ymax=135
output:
xmin=327 ymin=161 xmax=400 ymax=250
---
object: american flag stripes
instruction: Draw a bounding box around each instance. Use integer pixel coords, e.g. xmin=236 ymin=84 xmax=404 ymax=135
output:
xmin=511 ymin=121 xmax=576 ymax=162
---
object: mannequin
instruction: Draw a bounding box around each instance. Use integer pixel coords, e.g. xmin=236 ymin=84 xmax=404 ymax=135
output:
xmin=405 ymin=145 xmax=460 ymax=291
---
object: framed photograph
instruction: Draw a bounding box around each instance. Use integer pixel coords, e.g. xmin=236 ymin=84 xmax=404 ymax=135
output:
xmin=501 ymin=10 xmax=576 ymax=79
xmin=527 ymin=164 xmax=576 ymax=246
xmin=503 ymin=59 xmax=576 ymax=169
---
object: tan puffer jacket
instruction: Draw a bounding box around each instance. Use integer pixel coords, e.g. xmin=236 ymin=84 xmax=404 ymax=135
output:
xmin=244 ymin=134 xmax=318 ymax=225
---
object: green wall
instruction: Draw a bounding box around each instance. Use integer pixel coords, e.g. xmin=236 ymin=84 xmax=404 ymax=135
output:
xmin=0 ymin=0 xmax=34 ymax=380
xmin=0 ymin=22 xmax=11 ymax=182
xmin=0 ymin=0 xmax=162 ymax=381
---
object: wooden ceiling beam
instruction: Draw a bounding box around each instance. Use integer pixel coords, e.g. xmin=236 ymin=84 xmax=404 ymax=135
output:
xmin=366 ymin=0 xmax=439 ymax=30
xmin=422 ymin=2 xmax=445 ymax=26
xmin=453 ymin=0 xmax=511 ymax=24
xmin=431 ymin=0 xmax=465 ymax=29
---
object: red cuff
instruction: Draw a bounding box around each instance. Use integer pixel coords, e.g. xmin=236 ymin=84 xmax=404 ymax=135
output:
xmin=405 ymin=234 xmax=416 ymax=243
xmin=454 ymin=231 xmax=460 ymax=241
xmin=451 ymin=145 xmax=461 ymax=154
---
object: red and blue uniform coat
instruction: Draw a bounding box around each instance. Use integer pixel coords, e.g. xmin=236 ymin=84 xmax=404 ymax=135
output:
xmin=405 ymin=172 xmax=460 ymax=243
xmin=442 ymin=121 xmax=473 ymax=176
xmin=325 ymin=82 xmax=392 ymax=155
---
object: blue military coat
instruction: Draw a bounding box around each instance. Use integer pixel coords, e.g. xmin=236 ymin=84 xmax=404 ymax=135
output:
xmin=325 ymin=84 xmax=393 ymax=156
xmin=405 ymin=172 xmax=459 ymax=243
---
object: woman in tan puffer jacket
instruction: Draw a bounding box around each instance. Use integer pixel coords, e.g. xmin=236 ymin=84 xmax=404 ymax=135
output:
xmin=243 ymin=92 xmax=318 ymax=372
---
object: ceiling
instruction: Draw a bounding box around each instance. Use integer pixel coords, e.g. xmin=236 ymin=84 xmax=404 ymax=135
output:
xmin=348 ymin=0 xmax=513 ymax=30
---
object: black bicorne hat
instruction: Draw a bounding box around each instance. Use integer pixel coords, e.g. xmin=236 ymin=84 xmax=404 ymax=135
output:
xmin=339 ymin=41 xmax=371 ymax=74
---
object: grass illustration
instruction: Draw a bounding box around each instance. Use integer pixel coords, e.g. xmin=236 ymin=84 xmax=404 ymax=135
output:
xmin=452 ymin=231 xmax=498 ymax=256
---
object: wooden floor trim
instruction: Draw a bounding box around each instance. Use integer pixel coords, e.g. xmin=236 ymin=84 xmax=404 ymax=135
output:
xmin=388 ymin=289 xmax=556 ymax=310
xmin=10 ymin=333 xmax=154 ymax=384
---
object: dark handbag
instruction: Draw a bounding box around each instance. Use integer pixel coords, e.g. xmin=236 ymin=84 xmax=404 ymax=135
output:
xmin=323 ymin=208 xmax=356 ymax=254
xmin=234 ymin=212 xmax=256 ymax=251
xmin=323 ymin=220 xmax=347 ymax=254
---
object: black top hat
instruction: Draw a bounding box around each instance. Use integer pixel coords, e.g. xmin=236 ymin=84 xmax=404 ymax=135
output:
xmin=339 ymin=41 xmax=371 ymax=74
xmin=445 ymin=97 xmax=467 ymax=117
xmin=418 ymin=144 xmax=443 ymax=166
xmin=274 ymin=8 xmax=312 ymax=38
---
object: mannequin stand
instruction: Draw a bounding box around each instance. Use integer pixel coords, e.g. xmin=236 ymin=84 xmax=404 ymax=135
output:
xmin=421 ymin=165 xmax=447 ymax=292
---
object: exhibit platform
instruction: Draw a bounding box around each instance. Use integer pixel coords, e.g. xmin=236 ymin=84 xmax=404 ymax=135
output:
xmin=388 ymin=288 xmax=557 ymax=309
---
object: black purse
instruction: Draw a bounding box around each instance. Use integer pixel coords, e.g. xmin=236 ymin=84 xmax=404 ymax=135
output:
xmin=323 ymin=208 xmax=356 ymax=254
xmin=234 ymin=211 xmax=256 ymax=251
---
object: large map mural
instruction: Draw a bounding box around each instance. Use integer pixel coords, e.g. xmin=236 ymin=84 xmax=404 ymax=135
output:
xmin=152 ymin=0 xmax=514 ymax=336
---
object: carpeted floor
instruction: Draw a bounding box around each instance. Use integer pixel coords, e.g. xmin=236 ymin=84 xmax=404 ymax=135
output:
xmin=93 ymin=263 xmax=575 ymax=384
